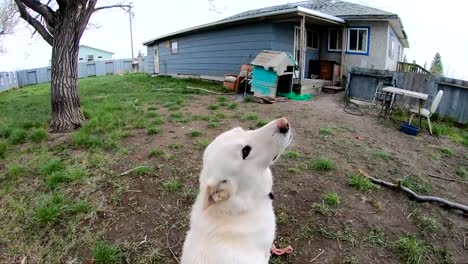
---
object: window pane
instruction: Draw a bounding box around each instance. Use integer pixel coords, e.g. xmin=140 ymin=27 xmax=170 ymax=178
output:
xmin=349 ymin=29 xmax=358 ymax=51
xmin=358 ymin=30 xmax=367 ymax=51
xmin=171 ymin=41 xmax=178 ymax=54
xmin=329 ymin=30 xmax=337 ymax=50
xmin=306 ymin=31 xmax=312 ymax=48
xmin=337 ymin=30 xmax=342 ymax=49
xmin=313 ymin=32 xmax=319 ymax=49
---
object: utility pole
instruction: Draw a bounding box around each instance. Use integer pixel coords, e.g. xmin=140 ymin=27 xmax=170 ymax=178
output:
xmin=128 ymin=5 xmax=135 ymax=70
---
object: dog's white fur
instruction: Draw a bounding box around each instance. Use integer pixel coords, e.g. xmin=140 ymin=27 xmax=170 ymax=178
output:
xmin=181 ymin=118 xmax=292 ymax=264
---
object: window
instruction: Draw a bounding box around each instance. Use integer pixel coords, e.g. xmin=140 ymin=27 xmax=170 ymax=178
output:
xmin=79 ymin=58 xmax=83 ymax=61
xmin=347 ymin=27 xmax=369 ymax=54
xmin=170 ymin=40 xmax=178 ymax=54
xmin=98 ymin=56 xmax=103 ymax=59
xmin=328 ymin=29 xmax=342 ymax=51
xmin=307 ymin=30 xmax=319 ymax=49
xmin=87 ymin=55 xmax=94 ymax=61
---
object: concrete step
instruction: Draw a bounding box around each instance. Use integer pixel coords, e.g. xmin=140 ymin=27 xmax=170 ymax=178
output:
xmin=323 ymin=85 xmax=345 ymax=94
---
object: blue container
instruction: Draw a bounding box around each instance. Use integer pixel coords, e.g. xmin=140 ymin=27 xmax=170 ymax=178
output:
xmin=400 ymin=122 xmax=420 ymax=136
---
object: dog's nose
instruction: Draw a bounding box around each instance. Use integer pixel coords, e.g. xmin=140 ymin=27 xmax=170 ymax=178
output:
xmin=277 ymin=117 xmax=289 ymax=134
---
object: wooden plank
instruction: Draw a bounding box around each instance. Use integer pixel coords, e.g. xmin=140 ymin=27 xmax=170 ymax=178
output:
xmin=299 ymin=16 xmax=306 ymax=85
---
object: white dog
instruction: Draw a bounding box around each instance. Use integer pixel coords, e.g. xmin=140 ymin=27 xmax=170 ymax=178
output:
xmin=181 ymin=117 xmax=292 ymax=264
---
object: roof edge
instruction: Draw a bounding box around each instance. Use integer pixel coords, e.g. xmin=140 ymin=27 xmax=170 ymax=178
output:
xmin=143 ymin=6 xmax=344 ymax=46
xmin=79 ymin=45 xmax=115 ymax=54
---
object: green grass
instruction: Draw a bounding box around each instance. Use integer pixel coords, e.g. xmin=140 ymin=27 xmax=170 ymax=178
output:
xmin=0 ymin=142 xmax=6 ymax=159
xmin=319 ymin=127 xmax=333 ymax=137
xmin=197 ymin=139 xmax=211 ymax=149
xmin=396 ymin=236 xmax=426 ymax=264
xmin=208 ymin=103 xmax=219 ymax=110
xmin=9 ymin=128 xmax=27 ymax=144
xmin=40 ymin=159 xmax=66 ymax=176
xmin=324 ymin=192 xmax=340 ymax=207
xmin=455 ymin=166 xmax=468 ymax=180
xmin=148 ymin=148 xmax=163 ymax=158
xmin=188 ymin=130 xmax=202 ymax=137
xmin=347 ymin=173 xmax=378 ymax=192
xmin=7 ymin=164 xmax=25 ymax=178
xmin=285 ymin=150 xmax=301 ymax=159
xmin=228 ymin=102 xmax=238 ymax=109
xmin=0 ymin=74 xmax=225 ymax=261
xmin=92 ymin=241 xmax=121 ymax=264
xmin=147 ymin=126 xmax=161 ymax=135
xmin=217 ymin=96 xmax=227 ymax=103
xmin=214 ymin=112 xmax=226 ymax=119
xmin=364 ymin=227 xmax=386 ymax=247
xmin=245 ymin=113 xmax=258 ymax=121
xmin=35 ymin=192 xmax=65 ymax=225
xmin=374 ymin=151 xmax=392 ymax=160
xmin=287 ymin=167 xmax=301 ymax=174
xmin=256 ymin=120 xmax=268 ymax=128
xmin=133 ymin=166 xmax=152 ymax=176
xmin=401 ymin=175 xmax=431 ymax=194
xmin=312 ymin=202 xmax=330 ymax=216
xmin=416 ymin=215 xmax=440 ymax=235
xmin=311 ymin=157 xmax=335 ymax=171
xmin=160 ymin=178 xmax=181 ymax=193
xmin=29 ymin=127 xmax=48 ymax=142
xmin=207 ymin=120 xmax=220 ymax=128
xmin=439 ymin=147 xmax=454 ymax=156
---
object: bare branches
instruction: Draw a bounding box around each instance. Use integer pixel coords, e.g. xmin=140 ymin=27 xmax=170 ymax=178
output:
xmin=93 ymin=4 xmax=131 ymax=13
xmin=14 ymin=0 xmax=52 ymax=45
xmin=0 ymin=0 xmax=18 ymax=36
xmin=18 ymin=0 xmax=55 ymax=26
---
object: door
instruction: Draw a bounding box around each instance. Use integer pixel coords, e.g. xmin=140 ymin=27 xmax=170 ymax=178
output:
xmin=87 ymin=63 xmax=96 ymax=76
xmin=153 ymin=46 xmax=160 ymax=74
xmin=105 ymin=62 xmax=114 ymax=75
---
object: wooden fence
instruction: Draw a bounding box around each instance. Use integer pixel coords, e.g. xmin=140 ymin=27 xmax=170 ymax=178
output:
xmin=346 ymin=67 xmax=468 ymax=123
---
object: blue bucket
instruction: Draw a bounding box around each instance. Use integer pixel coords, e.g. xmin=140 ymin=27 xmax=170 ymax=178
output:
xmin=400 ymin=122 xmax=420 ymax=136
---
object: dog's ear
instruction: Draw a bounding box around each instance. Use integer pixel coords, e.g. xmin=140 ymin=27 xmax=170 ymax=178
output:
xmin=203 ymin=180 xmax=231 ymax=210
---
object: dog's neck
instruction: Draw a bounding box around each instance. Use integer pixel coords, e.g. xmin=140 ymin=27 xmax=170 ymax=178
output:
xmin=198 ymin=168 xmax=273 ymax=216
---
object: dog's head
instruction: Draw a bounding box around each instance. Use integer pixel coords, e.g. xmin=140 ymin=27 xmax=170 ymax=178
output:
xmin=199 ymin=117 xmax=292 ymax=211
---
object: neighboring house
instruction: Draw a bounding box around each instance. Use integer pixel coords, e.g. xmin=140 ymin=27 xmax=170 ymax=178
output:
xmin=143 ymin=0 xmax=409 ymax=88
xmin=78 ymin=45 xmax=114 ymax=62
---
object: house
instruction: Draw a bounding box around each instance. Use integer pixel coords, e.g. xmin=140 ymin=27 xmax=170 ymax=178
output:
xmin=143 ymin=0 xmax=409 ymax=91
xmin=78 ymin=45 xmax=114 ymax=62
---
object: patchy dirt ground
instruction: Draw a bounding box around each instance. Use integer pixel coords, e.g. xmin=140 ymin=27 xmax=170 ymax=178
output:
xmin=87 ymin=93 xmax=467 ymax=263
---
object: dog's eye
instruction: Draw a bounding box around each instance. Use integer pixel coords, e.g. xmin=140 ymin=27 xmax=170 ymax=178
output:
xmin=241 ymin=145 xmax=251 ymax=160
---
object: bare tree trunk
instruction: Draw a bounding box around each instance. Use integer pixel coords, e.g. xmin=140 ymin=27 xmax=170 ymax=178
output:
xmin=49 ymin=7 xmax=85 ymax=132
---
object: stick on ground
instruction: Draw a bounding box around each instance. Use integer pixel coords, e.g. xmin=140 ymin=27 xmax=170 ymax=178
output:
xmin=358 ymin=169 xmax=468 ymax=214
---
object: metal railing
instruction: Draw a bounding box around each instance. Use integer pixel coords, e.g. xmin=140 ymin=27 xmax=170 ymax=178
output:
xmin=396 ymin=62 xmax=431 ymax=75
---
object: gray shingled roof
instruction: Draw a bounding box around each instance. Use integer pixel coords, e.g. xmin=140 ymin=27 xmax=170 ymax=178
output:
xmin=223 ymin=0 xmax=396 ymax=21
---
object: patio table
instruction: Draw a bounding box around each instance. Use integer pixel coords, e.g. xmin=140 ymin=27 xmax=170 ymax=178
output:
xmin=380 ymin=87 xmax=429 ymax=128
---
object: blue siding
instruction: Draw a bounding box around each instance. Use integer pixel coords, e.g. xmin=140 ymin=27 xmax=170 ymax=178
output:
xmin=150 ymin=23 xmax=298 ymax=77
xmin=271 ymin=23 xmax=294 ymax=53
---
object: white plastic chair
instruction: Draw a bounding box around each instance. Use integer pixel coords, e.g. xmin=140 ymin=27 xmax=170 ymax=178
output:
xmin=408 ymin=90 xmax=443 ymax=134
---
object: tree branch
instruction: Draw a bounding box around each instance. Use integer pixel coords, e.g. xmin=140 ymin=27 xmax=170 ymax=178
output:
xmin=14 ymin=0 xmax=53 ymax=45
xmin=17 ymin=0 xmax=56 ymax=27
xmin=358 ymin=169 xmax=468 ymax=214
xmin=93 ymin=4 xmax=131 ymax=13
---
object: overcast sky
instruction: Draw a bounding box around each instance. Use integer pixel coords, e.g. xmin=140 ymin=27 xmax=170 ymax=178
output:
xmin=1 ymin=0 xmax=467 ymax=79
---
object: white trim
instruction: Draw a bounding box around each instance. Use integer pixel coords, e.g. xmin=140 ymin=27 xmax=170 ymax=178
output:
xmin=143 ymin=7 xmax=344 ymax=45
xmin=346 ymin=27 xmax=368 ymax=54
xmin=328 ymin=29 xmax=342 ymax=51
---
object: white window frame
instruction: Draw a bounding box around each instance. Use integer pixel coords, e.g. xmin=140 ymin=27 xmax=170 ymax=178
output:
xmin=328 ymin=29 xmax=342 ymax=52
xmin=306 ymin=30 xmax=320 ymax=50
xmin=347 ymin=27 xmax=369 ymax=54
xmin=170 ymin=40 xmax=179 ymax=54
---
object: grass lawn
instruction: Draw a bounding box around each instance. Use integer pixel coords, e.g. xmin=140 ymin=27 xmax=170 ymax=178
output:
xmin=0 ymin=73 xmax=467 ymax=263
